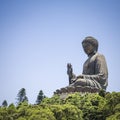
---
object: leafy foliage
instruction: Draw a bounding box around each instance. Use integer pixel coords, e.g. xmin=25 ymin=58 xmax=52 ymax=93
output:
xmin=0 ymin=91 xmax=120 ymax=120
xmin=36 ymin=90 xmax=46 ymax=104
xmin=16 ymin=88 xmax=28 ymax=105
xmin=2 ymin=100 xmax=8 ymax=107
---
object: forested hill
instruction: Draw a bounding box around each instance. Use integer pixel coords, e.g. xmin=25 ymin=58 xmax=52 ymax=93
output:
xmin=0 ymin=91 xmax=120 ymax=120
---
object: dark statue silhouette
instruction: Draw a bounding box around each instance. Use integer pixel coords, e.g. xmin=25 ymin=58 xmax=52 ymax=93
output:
xmin=55 ymin=36 xmax=108 ymax=94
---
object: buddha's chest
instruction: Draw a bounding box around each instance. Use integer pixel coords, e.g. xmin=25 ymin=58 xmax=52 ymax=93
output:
xmin=83 ymin=55 xmax=97 ymax=74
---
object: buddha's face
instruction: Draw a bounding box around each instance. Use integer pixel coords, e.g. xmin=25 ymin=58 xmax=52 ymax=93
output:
xmin=82 ymin=42 xmax=95 ymax=55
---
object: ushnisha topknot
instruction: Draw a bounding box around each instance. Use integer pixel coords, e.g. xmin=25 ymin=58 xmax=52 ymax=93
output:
xmin=82 ymin=36 xmax=99 ymax=51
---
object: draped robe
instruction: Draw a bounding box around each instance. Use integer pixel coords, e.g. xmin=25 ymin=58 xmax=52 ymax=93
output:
xmin=73 ymin=52 xmax=108 ymax=90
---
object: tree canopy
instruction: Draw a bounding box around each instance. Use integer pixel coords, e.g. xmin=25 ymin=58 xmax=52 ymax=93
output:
xmin=0 ymin=91 xmax=120 ymax=120
xmin=36 ymin=90 xmax=46 ymax=104
xmin=1 ymin=100 xmax=8 ymax=107
xmin=16 ymin=88 xmax=28 ymax=105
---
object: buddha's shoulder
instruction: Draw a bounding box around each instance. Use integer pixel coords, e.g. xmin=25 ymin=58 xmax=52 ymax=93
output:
xmin=95 ymin=52 xmax=105 ymax=60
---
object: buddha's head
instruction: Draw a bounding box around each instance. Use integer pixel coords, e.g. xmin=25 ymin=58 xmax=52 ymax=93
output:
xmin=82 ymin=36 xmax=99 ymax=56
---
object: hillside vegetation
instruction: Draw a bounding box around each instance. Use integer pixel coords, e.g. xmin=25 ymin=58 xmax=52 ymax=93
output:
xmin=0 ymin=91 xmax=120 ymax=120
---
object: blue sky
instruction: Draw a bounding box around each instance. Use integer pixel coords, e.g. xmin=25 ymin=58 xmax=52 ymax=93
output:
xmin=0 ymin=0 xmax=120 ymax=104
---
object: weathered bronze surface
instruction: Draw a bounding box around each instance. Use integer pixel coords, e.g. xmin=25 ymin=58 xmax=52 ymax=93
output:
xmin=55 ymin=36 xmax=108 ymax=94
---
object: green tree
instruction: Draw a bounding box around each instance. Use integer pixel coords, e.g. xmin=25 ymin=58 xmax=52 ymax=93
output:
xmin=50 ymin=104 xmax=83 ymax=120
xmin=41 ymin=95 xmax=62 ymax=105
xmin=17 ymin=118 xmax=26 ymax=120
xmin=1 ymin=91 xmax=120 ymax=120
xmin=7 ymin=103 xmax=16 ymax=114
xmin=16 ymin=88 xmax=28 ymax=105
xmin=16 ymin=101 xmax=29 ymax=119
xmin=2 ymin=100 xmax=8 ymax=107
xmin=29 ymin=108 xmax=56 ymax=120
xmin=36 ymin=90 xmax=46 ymax=104
xmin=102 ymin=92 xmax=120 ymax=119
xmin=0 ymin=107 xmax=8 ymax=120
xmin=78 ymin=93 xmax=106 ymax=120
xmin=106 ymin=112 xmax=120 ymax=120
xmin=99 ymin=89 xmax=106 ymax=97
xmin=65 ymin=93 xmax=82 ymax=107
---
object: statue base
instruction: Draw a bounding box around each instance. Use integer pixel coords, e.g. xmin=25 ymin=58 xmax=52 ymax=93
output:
xmin=54 ymin=86 xmax=100 ymax=98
